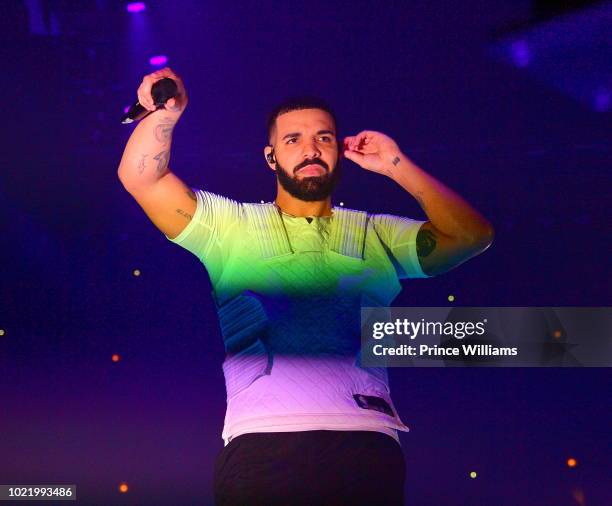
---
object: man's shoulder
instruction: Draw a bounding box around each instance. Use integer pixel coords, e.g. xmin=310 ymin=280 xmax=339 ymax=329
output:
xmin=193 ymin=188 xmax=245 ymax=208
xmin=332 ymin=206 xmax=405 ymax=228
xmin=332 ymin=204 xmax=370 ymax=216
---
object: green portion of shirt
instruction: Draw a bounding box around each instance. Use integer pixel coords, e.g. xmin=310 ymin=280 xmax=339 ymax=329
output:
xmin=166 ymin=189 xmax=430 ymax=308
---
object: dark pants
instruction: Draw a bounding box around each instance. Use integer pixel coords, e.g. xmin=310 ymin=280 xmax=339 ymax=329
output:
xmin=213 ymin=430 xmax=406 ymax=506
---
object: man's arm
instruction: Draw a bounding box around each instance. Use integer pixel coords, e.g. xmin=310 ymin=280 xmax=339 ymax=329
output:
xmin=117 ymin=67 xmax=195 ymax=240
xmin=389 ymin=156 xmax=494 ymax=277
xmin=344 ymin=130 xmax=494 ymax=277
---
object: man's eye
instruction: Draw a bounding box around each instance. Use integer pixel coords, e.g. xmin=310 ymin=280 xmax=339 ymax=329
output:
xmin=319 ymin=136 xmax=332 ymax=142
xmin=286 ymin=138 xmax=297 ymax=144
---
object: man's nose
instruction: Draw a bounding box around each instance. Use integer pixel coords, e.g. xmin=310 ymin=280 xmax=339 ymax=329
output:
xmin=302 ymin=140 xmax=321 ymax=159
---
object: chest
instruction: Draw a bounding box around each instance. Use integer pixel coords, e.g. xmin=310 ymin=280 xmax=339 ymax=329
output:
xmin=214 ymin=203 xmax=400 ymax=305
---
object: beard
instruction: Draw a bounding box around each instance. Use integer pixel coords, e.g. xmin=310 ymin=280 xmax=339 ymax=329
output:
xmin=275 ymin=157 xmax=341 ymax=202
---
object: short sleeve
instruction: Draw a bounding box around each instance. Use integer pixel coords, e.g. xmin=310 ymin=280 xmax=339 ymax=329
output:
xmin=370 ymin=214 xmax=431 ymax=279
xmin=165 ymin=189 xmax=242 ymax=285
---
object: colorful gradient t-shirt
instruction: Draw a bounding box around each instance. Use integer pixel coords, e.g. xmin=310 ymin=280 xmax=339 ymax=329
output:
xmin=166 ymin=189 xmax=430 ymax=446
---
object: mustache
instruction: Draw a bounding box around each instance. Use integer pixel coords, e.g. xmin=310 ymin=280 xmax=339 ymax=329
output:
xmin=293 ymin=158 xmax=329 ymax=175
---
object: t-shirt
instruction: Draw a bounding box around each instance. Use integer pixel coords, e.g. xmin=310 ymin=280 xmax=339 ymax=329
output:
xmin=166 ymin=189 xmax=430 ymax=446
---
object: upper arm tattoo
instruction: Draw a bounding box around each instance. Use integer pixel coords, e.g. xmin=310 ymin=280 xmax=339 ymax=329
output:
xmin=154 ymin=117 xmax=176 ymax=144
xmin=137 ymin=154 xmax=147 ymax=175
xmin=153 ymin=150 xmax=170 ymax=174
xmin=176 ymin=208 xmax=193 ymax=221
xmin=416 ymin=227 xmax=437 ymax=257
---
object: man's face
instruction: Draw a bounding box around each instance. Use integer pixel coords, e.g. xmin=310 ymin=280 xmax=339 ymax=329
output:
xmin=270 ymin=108 xmax=341 ymax=202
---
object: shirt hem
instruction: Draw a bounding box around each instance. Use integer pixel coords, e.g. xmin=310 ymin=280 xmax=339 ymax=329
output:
xmin=222 ymin=412 xmax=410 ymax=446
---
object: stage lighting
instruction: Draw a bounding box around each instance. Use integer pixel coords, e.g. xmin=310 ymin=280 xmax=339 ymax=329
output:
xmin=149 ymin=55 xmax=168 ymax=67
xmin=126 ymin=2 xmax=146 ymax=13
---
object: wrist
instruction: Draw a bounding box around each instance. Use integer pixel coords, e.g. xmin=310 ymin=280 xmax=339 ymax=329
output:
xmin=161 ymin=107 xmax=185 ymax=121
xmin=387 ymin=151 xmax=406 ymax=179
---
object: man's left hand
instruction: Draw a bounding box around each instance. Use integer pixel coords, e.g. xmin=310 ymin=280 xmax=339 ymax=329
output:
xmin=343 ymin=130 xmax=402 ymax=177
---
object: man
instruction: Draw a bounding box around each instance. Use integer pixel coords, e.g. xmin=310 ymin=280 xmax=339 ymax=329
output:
xmin=118 ymin=67 xmax=494 ymax=505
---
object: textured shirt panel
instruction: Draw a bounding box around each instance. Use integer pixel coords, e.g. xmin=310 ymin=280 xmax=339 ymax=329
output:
xmin=370 ymin=213 xmax=431 ymax=279
xmin=166 ymin=189 xmax=428 ymax=446
xmin=165 ymin=189 xmax=243 ymax=286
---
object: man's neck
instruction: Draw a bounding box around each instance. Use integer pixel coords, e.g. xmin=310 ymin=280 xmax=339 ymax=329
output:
xmin=274 ymin=190 xmax=333 ymax=217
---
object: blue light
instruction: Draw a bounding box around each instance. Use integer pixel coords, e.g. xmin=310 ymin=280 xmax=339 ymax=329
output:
xmin=510 ymin=40 xmax=530 ymax=68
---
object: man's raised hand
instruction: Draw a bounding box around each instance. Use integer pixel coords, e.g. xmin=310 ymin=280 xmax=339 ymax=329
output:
xmin=343 ymin=130 xmax=402 ymax=177
xmin=137 ymin=67 xmax=188 ymax=115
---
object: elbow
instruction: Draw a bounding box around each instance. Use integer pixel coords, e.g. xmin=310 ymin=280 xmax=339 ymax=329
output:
xmin=484 ymin=223 xmax=495 ymax=244
xmin=117 ymin=165 xmax=137 ymax=193
xmin=117 ymin=165 xmax=128 ymax=186
xmin=474 ymin=223 xmax=495 ymax=251
xmin=460 ymin=223 xmax=494 ymax=251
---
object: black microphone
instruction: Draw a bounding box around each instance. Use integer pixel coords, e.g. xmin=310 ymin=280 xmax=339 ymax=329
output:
xmin=121 ymin=77 xmax=178 ymax=124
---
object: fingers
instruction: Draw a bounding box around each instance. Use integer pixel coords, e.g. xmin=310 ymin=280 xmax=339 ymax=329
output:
xmin=354 ymin=130 xmax=374 ymax=149
xmin=343 ymin=149 xmax=366 ymax=165
xmin=343 ymin=136 xmax=355 ymax=152
xmin=344 ymin=131 xmax=372 ymax=147
xmin=136 ymin=67 xmax=186 ymax=112
xmin=344 ymin=135 xmax=365 ymax=152
xmin=344 ymin=132 xmax=374 ymax=153
xmin=137 ymin=75 xmax=156 ymax=111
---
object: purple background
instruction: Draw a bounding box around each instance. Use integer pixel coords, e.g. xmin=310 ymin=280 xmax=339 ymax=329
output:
xmin=1 ymin=1 xmax=610 ymax=504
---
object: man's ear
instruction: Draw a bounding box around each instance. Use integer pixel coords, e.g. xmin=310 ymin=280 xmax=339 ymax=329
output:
xmin=264 ymin=145 xmax=276 ymax=170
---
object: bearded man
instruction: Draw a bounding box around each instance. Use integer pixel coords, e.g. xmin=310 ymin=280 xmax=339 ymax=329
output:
xmin=118 ymin=67 xmax=494 ymax=505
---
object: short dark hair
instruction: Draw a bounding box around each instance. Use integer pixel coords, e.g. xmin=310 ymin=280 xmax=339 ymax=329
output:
xmin=267 ymin=96 xmax=338 ymax=144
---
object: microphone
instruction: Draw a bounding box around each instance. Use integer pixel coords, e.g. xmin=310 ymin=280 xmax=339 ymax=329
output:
xmin=121 ymin=78 xmax=178 ymax=124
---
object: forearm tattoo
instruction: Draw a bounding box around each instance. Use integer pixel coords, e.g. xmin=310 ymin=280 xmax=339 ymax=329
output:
xmin=153 ymin=150 xmax=170 ymax=174
xmin=392 ymin=156 xmax=401 ymax=166
xmin=154 ymin=117 xmax=176 ymax=143
xmin=176 ymin=208 xmax=192 ymax=220
xmin=137 ymin=154 xmax=147 ymax=175
xmin=416 ymin=228 xmax=437 ymax=257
